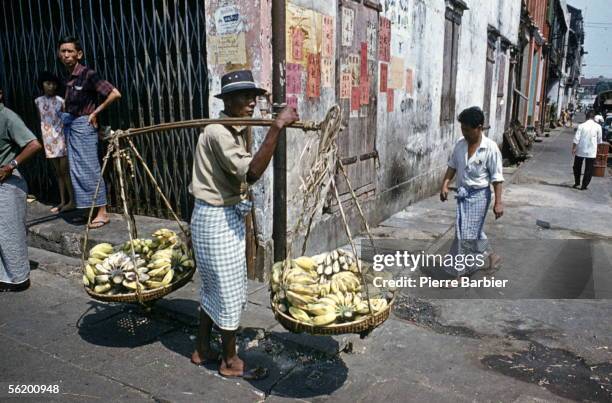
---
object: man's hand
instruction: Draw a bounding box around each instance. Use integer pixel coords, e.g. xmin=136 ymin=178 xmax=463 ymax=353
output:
xmin=440 ymin=185 xmax=449 ymax=202
xmin=0 ymin=165 xmax=13 ymax=182
xmin=88 ymin=113 xmax=98 ymax=128
xmin=273 ymin=107 xmax=299 ymax=130
xmin=493 ymin=202 xmax=504 ymax=219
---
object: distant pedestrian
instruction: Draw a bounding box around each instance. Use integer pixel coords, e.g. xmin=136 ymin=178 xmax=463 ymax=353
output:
xmin=58 ymin=36 xmax=121 ymax=228
xmin=440 ymin=106 xmax=504 ymax=277
xmin=0 ymin=101 xmax=43 ymax=292
xmin=572 ymin=110 xmax=603 ymax=190
xmin=34 ymin=71 xmax=74 ymax=213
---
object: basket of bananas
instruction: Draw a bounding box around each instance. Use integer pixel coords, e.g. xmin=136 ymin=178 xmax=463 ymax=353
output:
xmin=270 ymin=249 xmax=394 ymax=335
xmin=82 ymin=228 xmax=196 ymax=303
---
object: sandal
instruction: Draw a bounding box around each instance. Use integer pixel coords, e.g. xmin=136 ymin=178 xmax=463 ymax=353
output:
xmin=219 ymin=366 xmax=269 ymax=380
xmin=88 ymin=219 xmax=110 ymax=229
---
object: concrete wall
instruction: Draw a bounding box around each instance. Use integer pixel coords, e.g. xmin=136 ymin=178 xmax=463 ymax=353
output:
xmin=203 ymin=0 xmax=522 ymax=262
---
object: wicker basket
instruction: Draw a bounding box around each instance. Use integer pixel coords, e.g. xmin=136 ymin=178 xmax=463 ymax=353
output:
xmin=84 ymin=266 xmax=195 ymax=304
xmin=272 ymin=297 xmax=394 ymax=336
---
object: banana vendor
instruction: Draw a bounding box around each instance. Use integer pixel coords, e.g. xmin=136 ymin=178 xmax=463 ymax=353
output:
xmin=189 ymin=70 xmax=298 ymax=379
xmin=439 ymin=106 xmax=504 ymax=277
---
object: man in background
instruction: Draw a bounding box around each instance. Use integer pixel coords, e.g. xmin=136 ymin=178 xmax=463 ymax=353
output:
xmin=572 ymin=110 xmax=603 ymax=190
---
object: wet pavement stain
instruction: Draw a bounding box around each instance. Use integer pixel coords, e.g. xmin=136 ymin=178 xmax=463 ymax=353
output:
xmin=392 ymin=295 xmax=483 ymax=339
xmin=482 ymin=342 xmax=612 ymax=402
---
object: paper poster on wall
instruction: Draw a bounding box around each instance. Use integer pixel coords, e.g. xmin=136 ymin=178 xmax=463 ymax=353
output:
xmin=388 ymin=56 xmax=404 ymax=89
xmin=291 ymin=27 xmax=305 ymax=62
xmin=287 ymin=95 xmax=298 ymax=110
xmin=321 ymin=58 xmax=333 ymax=88
xmin=366 ymin=22 xmax=377 ymax=61
xmin=347 ymin=54 xmax=360 ymax=87
xmin=341 ymin=7 xmax=354 ymax=47
xmin=322 ymin=15 xmax=334 ymax=59
xmin=360 ymin=78 xmax=369 ymax=105
xmin=351 ymin=86 xmax=360 ymax=111
xmin=360 ymin=42 xmax=368 ymax=80
xmin=211 ymin=33 xmax=247 ymax=65
xmin=378 ymin=17 xmax=391 ymax=62
xmin=286 ymin=63 xmax=302 ymax=94
xmin=286 ymin=3 xmax=323 ymax=66
xmin=406 ymin=68 xmax=414 ymax=95
xmin=379 ymin=63 xmax=388 ymax=93
xmin=214 ymin=5 xmax=244 ymax=35
xmin=306 ymin=53 xmax=321 ymax=98
xmin=340 ymin=72 xmax=352 ymax=99
xmin=387 ymin=89 xmax=394 ymax=112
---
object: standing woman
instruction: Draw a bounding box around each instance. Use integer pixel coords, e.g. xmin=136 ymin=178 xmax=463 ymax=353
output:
xmin=34 ymin=71 xmax=74 ymax=213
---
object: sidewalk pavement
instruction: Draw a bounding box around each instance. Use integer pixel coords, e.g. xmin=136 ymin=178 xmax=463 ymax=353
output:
xmin=2 ymin=124 xmax=611 ymax=402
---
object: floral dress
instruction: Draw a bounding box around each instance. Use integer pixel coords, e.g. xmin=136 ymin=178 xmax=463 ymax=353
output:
xmin=34 ymin=95 xmax=66 ymax=158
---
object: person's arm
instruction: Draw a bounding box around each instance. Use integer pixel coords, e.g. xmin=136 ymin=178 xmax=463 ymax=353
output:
xmin=572 ymin=126 xmax=582 ymax=155
xmin=246 ymin=107 xmax=299 ymax=184
xmin=439 ymin=167 xmax=456 ymax=202
xmin=492 ymin=181 xmax=503 ymax=219
xmin=0 ymin=140 xmax=42 ymax=182
xmin=88 ymin=88 xmax=121 ymax=128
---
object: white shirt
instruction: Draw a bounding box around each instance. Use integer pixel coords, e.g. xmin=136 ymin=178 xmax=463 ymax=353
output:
xmin=448 ymin=136 xmax=504 ymax=189
xmin=573 ymin=119 xmax=603 ymax=158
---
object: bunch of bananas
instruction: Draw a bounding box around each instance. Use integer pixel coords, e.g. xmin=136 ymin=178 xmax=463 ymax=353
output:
xmin=152 ymin=228 xmax=180 ymax=249
xmin=122 ymin=238 xmax=157 ymax=260
xmin=83 ymin=228 xmax=196 ymax=296
xmin=270 ymin=249 xmax=391 ymax=327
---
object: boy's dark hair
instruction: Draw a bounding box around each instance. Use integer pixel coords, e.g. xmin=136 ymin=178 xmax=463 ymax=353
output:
xmin=58 ymin=35 xmax=82 ymax=51
xmin=586 ymin=110 xmax=595 ymax=119
xmin=37 ymin=71 xmax=61 ymax=90
xmin=458 ymin=106 xmax=485 ymax=128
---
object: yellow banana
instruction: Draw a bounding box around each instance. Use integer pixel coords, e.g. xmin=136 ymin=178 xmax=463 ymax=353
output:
xmin=89 ymin=251 xmax=110 ymax=260
xmin=312 ymin=312 xmax=337 ymax=326
xmin=148 ymin=266 xmax=170 ymax=277
xmin=293 ymin=256 xmax=317 ymax=271
xmin=307 ymin=303 xmax=336 ymax=316
xmin=287 ymin=283 xmax=319 ymax=296
xmin=83 ymin=275 xmax=90 ymax=287
xmin=88 ymin=257 xmax=104 ymax=266
xmin=145 ymin=280 xmax=165 ymax=289
xmin=161 ymin=269 xmax=174 ymax=285
xmin=84 ymin=265 xmax=96 ymax=284
xmin=122 ymin=280 xmax=144 ymax=291
xmin=94 ymin=283 xmax=111 ymax=293
xmin=286 ymin=290 xmax=317 ymax=306
xmin=90 ymin=243 xmax=113 ymax=255
xmin=288 ymin=307 xmax=311 ymax=323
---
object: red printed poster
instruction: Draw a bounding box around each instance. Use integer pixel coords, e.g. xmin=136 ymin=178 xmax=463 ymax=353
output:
xmin=306 ymin=53 xmax=321 ymax=98
xmin=387 ymin=89 xmax=394 ymax=112
xmin=287 ymin=95 xmax=298 ymax=110
xmin=360 ymin=78 xmax=369 ymax=105
xmin=286 ymin=63 xmax=302 ymax=94
xmin=291 ymin=27 xmax=305 ymax=62
xmin=360 ymin=42 xmax=368 ymax=79
xmin=348 ymin=54 xmax=360 ymax=87
xmin=380 ymin=63 xmax=388 ymax=93
xmin=378 ymin=17 xmax=391 ymax=62
xmin=322 ymin=15 xmax=334 ymax=58
xmin=406 ymin=68 xmax=414 ymax=95
xmin=351 ymin=86 xmax=360 ymax=111
xmin=340 ymin=72 xmax=352 ymax=99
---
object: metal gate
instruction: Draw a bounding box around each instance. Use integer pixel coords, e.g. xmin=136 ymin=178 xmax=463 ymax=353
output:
xmin=0 ymin=0 xmax=208 ymax=219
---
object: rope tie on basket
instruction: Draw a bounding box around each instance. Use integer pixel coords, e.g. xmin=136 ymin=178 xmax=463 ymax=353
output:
xmin=284 ymin=105 xmax=379 ymax=318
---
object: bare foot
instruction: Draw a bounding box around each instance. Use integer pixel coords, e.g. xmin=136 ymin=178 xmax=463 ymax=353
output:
xmin=59 ymin=203 xmax=76 ymax=213
xmin=50 ymin=205 xmax=62 ymax=213
xmin=219 ymin=356 xmax=244 ymax=377
xmin=487 ymin=254 xmax=502 ymax=272
xmin=191 ymin=349 xmax=219 ymax=365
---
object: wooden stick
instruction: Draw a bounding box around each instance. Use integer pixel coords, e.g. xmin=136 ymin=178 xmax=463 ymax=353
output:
xmin=80 ymin=143 xmax=115 ymax=266
xmin=108 ymin=118 xmax=320 ymax=140
xmin=126 ymin=138 xmax=189 ymax=238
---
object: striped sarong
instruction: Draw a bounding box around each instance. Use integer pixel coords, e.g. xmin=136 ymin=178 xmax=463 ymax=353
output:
xmin=62 ymin=113 xmax=107 ymax=208
xmin=190 ymin=199 xmax=252 ymax=330
xmin=447 ymin=186 xmax=491 ymax=276
xmin=0 ymin=171 xmax=30 ymax=284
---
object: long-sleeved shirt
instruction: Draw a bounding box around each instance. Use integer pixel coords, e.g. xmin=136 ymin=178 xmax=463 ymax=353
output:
xmin=573 ymin=119 xmax=603 ymax=159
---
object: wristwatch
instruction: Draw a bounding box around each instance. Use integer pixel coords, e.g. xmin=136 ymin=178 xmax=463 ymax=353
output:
xmin=8 ymin=159 xmax=18 ymax=169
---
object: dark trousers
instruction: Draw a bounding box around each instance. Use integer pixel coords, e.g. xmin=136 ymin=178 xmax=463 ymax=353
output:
xmin=573 ymin=156 xmax=595 ymax=189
